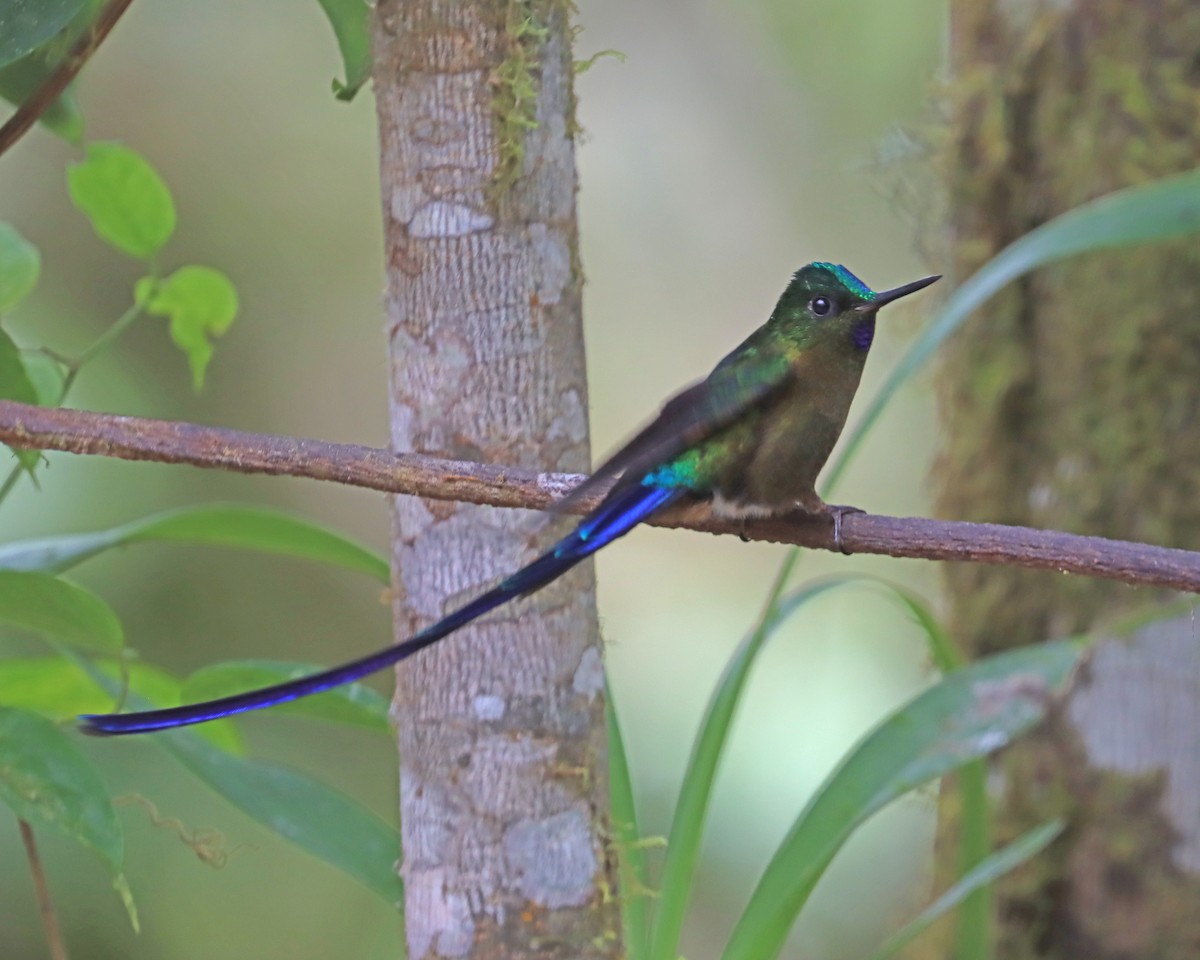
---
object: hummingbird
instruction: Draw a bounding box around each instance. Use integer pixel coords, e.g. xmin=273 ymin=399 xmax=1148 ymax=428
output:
xmin=80 ymin=262 xmax=938 ymax=735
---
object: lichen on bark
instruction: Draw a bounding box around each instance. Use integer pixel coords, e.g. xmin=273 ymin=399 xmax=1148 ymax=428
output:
xmin=371 ymin=1 xmax=621 ymax=957
xmin=927 ymin=2 xmax=1200 ymax=957
xmin=491 ymin=0 xmax=577 ymax=196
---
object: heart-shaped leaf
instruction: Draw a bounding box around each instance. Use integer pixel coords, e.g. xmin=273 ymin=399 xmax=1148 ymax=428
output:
xmin=136 ymin=266 xmax=237 ymax=388
xmin=68 ymin=142 xmax=175 ymax=259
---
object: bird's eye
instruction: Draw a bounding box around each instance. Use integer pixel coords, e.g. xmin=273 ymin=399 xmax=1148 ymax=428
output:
xmin=810 ymin=296 xmax=834 ymax=317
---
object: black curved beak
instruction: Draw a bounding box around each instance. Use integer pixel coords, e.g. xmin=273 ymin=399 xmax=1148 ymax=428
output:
xmin=854 ymin=274 xmax=941 ymax=312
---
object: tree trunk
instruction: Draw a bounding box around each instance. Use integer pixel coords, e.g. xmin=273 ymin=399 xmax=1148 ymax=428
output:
xmin=371 ymin=3 xmax=622 ymax=958
xmin=931 ymin=1 xmax=1200 ymax=957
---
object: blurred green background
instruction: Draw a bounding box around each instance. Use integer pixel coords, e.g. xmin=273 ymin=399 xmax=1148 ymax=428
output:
xmin=0 ymin=0 xmax=946 ymax=957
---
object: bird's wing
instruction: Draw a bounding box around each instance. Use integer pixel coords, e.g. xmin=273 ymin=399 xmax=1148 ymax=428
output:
xmin=556 ymin=347 xmax=792 ymax=509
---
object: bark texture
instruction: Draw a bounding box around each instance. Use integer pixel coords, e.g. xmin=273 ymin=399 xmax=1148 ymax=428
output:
xmin=930 ymin=1 xmax=1200 ymax=957
xmin=371 ymin=3 xmax=621 ymax=958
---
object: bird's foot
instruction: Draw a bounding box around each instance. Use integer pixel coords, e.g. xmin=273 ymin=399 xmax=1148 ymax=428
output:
xmin=739 ymin=518 xmax=750 ymax=543
xmin=820 ymin=503 xmax=864 ymax=555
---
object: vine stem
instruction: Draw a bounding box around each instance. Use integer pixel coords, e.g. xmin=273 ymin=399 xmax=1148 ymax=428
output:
xmin=0 ymin=0 xmax=137 ymax=160
xmin=62 ymin=297 xmax=149 ymax=396
xmin=18 ymin=819 xmax=70 ymax=960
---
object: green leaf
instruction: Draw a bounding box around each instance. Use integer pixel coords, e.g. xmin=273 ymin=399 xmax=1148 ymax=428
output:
xmin=182 ymin=660 xmax=390 ymax=731
xmin=710 ymin=574 xmax=984 ymax=958
xmin=69 ymin=661 xmax=401 ymax=905
xmin=607 ymin=680 xmax=649 ymax=960
xmin=824 ymin=169 xmax=1200 ymax=496
xmin=19 ymin=350 xmax=66 ymax=406
xmin=0 ymin=221 xmax=40 ymax=310
xmin=0 ymin=326 xmax=37 ymax=403
xmin=720 ymin=640 xmax=1086 ymax=960
xmin=0 ymin=702 xmax=140 ymax=930
xmin=0 ymin=657 xmax=241 ymax=754
xmin=314 ymin=0 xmax=372 ymax=101
xmin=952 ymin=761 xmax=992 ymax=960
xmin=0 ymin=705 xmax=124 ymax=873
xmin=0 ymin=47 xmax=84 ymax=143
xmin=0 ymin=501 xmax=390 ymax=584
xmin=867 ymin=820 xmax=1065 ymax=960
xmin=648 ymin=564 xmax=836 ymax=960
xmin=136 ymin=266 xmax=237 ymax=388
xmin=875 ymin=580 xmax=961 ymax=672
xmin=0 ymin=223 xmax=41 ymax=460
xmin=0 ymin=570 xmax=123 ymax=653
xmin=839 ymin=578 xmax=993 ymax=958
xmin=162 ymin=729 xmax=403 ymax=904
xmin=67 ymin=142 xmax=175 ymax=259
xmin=0 ymin=327 xmax=41 ymax=474
xmin=0 ymin=0 xmax=87 ymax=69
xmin=0 ymin=656 xmax=98 ymax=714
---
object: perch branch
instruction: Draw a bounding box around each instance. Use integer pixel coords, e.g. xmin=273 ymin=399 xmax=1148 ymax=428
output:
xmin=2 ymin=400 xmax=1199 ymax=594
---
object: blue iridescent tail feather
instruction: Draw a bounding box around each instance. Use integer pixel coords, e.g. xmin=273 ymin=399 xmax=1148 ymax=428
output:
xmin=78 ymin=483 xmax=683 ymax=736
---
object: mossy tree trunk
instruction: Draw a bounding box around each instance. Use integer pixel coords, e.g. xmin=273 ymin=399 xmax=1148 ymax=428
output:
xmin=931 ymin=1 xmax=1200 ymax=957
xmin=371 ymin=2 xmax=623 ymax=958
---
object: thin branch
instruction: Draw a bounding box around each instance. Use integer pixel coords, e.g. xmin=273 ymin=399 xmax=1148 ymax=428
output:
xmin=0 ymin=0 xmax=136 ymax=160
xmin=19 ymin=820 xmax=69 ymax=960
xmin=2 ymin=399 xmax=1200 ymax=594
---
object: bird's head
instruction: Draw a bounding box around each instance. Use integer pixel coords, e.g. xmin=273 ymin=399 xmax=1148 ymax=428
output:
xmin=775 ymin=262 xmax=940 ymax=351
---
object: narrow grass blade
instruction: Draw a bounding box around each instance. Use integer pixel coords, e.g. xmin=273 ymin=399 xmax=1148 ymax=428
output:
xmin=607 ymin=679 xmax=650 ymax=960
xmin=867 ymin=819 xmax=1065 ymax=960
xmin=870 ymin=580 xmax=961 ymax=673
xmin=865 ymin=580 xmax=991 ymax=954
xmin=824 ymin=169 xmax=1200 ymax=494
xmin=863 ymin=581 xmax=992 ymax=955
xmin=721 ymin=640 xmax=1085 ymax=960
xmin=954 ymin=759 xmax=993 ymax=960
xmin=647 ymin=560 xmax=839 ymax=960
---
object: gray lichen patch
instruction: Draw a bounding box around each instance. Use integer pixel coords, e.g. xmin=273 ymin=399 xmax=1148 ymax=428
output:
xmin=528 ymin=222 xmax=571 ymax=304
xmin=409 ymin=201 xmax=495 ymax=238
xmin=1069 ymin=617 xmax=1200 ymax=871
xmin=572 ymin=646 xmax=604 ymax=698
xmin=548 ymin=388 xmax=588 ymax=448
xmin=472 ymin=693 xmax=506 ymax=720
xmin=504 ymin=806 xmax=598 ymax=907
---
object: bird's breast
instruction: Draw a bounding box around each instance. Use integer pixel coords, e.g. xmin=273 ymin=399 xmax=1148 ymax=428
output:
xmin=712 ymin=349 xmax=867 ymax=514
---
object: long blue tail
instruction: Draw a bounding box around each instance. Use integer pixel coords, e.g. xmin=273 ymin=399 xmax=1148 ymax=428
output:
xmin=79 ymin=483 xmax=683 ymax=736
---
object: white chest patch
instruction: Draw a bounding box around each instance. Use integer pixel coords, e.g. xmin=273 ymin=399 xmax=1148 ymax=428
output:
xmin=711 ymin=493 xmax=781 ymax=520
